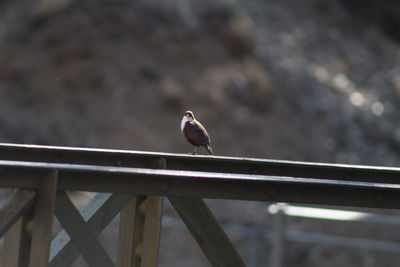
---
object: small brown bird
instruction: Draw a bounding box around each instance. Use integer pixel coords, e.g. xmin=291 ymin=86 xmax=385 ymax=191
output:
xmin=181 ymin=110 xmax=214 ymax=155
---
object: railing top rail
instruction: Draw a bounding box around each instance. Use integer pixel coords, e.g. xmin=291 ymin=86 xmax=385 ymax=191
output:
xmin=0 ymin=143 xmax=399 ymax=184
xmin=0 ymin=142 xmax=396 ymax=170
xmin=0 ymin=159 xmax=398 ymax=190
xmin=0 ymin=158 xmax=399 ymax=208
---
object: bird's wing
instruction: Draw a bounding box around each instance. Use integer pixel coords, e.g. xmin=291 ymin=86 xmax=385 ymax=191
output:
xmin=184 ymin=121 xmax=211 ymax=147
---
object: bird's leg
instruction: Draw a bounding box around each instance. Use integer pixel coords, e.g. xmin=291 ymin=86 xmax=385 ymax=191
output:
xmin=191 ymin=146 xmax=199 ymax=155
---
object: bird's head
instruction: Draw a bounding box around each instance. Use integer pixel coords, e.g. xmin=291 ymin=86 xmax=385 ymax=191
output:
xmin=184 ymin=110 xmax=195 ymax=121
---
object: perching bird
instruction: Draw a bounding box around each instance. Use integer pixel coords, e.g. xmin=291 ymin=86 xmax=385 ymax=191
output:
xmin=181 ymin=110 xmax=214 ymax=155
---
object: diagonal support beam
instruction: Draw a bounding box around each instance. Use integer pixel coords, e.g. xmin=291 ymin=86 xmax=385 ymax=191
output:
xmin=54 ymin=191 xmax=115 ymax=267
xmin=50 ymin=192 xmax=133 ymax=267
xmin=169 ymin=196 xmax=246 ymax=267
xmin=0 ymin=190 xmax=35 ymax=238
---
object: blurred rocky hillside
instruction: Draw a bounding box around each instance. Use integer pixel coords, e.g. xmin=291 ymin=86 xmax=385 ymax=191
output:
xmin=1 ymin=0 xmax=400 ymax=266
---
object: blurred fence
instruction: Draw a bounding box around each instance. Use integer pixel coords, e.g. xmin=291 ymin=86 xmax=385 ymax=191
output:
xmin=267 ymin=204 xmax=400 ymax=267
xmin=1 ymin=143 xmax=400 ymax=267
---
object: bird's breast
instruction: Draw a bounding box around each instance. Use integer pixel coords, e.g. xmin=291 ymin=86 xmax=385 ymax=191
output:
xmin=181 ymin=116 xmax=191 ymax=131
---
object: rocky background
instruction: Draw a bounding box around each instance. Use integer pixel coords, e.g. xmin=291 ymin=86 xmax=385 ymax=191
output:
xmin=1 ymin=0 xmax=400 ymax=266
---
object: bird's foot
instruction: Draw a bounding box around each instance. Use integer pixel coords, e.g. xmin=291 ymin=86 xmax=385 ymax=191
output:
xmin=191 ymin=147 xmax=199 ymax=155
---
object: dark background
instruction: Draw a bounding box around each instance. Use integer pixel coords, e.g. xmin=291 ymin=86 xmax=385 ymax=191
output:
xmin=1 ymin=0 xmax=400 ymax=266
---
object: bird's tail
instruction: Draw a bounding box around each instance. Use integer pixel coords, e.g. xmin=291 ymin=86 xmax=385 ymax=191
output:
xmin=205 ymin=145 xmax=214 ymax=155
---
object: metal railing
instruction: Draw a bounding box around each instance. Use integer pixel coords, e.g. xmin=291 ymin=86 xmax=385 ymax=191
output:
xmin=268 ymin=204 xmax=400 ymax=267
xmin=0 ymin=143 xmax=400 ymax=267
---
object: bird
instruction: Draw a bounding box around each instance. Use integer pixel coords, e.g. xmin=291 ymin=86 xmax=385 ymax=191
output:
xmin=181 ymin=110 xmax=214 ymax=155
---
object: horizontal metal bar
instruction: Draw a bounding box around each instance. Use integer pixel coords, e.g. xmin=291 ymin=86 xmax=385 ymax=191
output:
xmin=286 ymin=230 xmax=400 ymax=253
xmin=0 ymin=160 xmax=398 ymax=190
xmin=0 ymin=143 xmax=399 ymax=208
xmin=0 ymin=143 xmax=399 ymax=184
xmin=0 ymin=161 xmax=398 ymax=208
xmin=268 ymin=204 xmax=400 ymax=225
